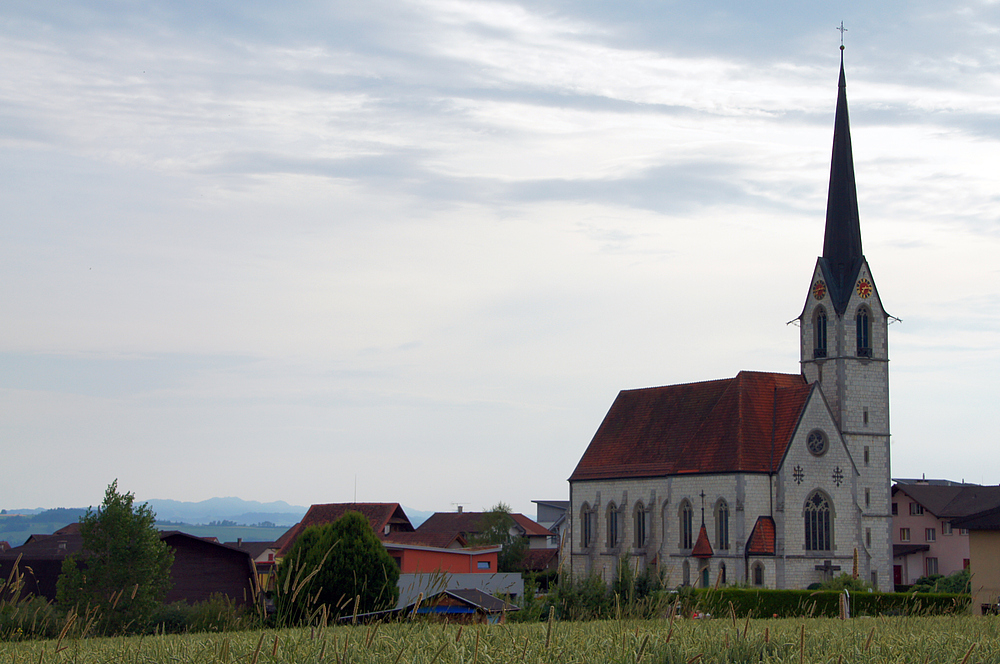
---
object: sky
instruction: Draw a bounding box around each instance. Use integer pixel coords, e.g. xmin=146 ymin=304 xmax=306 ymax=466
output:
xmin=2 ymin=1 xmax=999 ymax=518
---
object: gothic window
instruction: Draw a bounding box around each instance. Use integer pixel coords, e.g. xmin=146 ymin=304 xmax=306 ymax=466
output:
xmin=680 ymin=500 xmax=693 ymax=549
xmin=580 ymin=503 xmax=594 ymax=548
xmin=700 ymin=564 xmax=710 ymax=588
xmin=814 ymin=307 xmax=828 ymax=358
xmin=715 ymin=499 xmax=730 ymax=550
xmin=719 ymin=562 xmax=727 ymax=585
xmin=856 ymin=307 xmax=872 ymax=357
xmin=804 ymin=491 xmax=833 ymax=552
xmin=607 ymin=503 xmax=619 ymax=548
xmin=752 ymin=563 xmax=764 ymax=586
xmin=633 ymin=502 xmax=648 ymax=548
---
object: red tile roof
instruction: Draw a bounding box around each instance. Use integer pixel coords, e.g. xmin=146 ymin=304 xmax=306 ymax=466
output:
xmin=275 ymin=503 xmax=414 ymax=556
xmin=520 ymin=548 xmax=560 ymax=571
xmin=381 ymin=531 xmax=467 ymax=548
xmin=692 ymin=524 xmax=713 ymax=559
xmin=746 ymin=516 xmax=776 ymax=556
xmin=569 ymin=371 xmax=812 ymax=481
xmin=416 ymin=512 xmax=554 ymax=540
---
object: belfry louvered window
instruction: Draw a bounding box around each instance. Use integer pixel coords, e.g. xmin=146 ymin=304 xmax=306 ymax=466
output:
xmin=814 ymin=308 xmax=828 ymax=358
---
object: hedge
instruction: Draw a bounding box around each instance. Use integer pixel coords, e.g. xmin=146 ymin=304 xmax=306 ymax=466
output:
xmin=688 ymin=587 xmax=969 ymax=618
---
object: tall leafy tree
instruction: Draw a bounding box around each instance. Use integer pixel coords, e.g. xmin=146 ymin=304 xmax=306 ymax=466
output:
xmin=471 ymin=502 xmax=528 ymax=573
xmin=276 ymin=511 xmax=399 ymax=621
xmin=56 ymin=480 xmax=174 ymax=633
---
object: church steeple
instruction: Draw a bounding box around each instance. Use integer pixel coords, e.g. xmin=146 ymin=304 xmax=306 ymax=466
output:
xmin=819 ymin=52 xmax=863 ymax=315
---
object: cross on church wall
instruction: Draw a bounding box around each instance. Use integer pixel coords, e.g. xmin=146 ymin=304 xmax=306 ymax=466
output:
xmin=815 ymin=559 xmax=842 ymax=578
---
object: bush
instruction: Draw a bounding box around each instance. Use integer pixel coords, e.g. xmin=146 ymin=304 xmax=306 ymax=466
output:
xmin=275 ymin=512 xmax=400 ymax=624
xmin=148 ymin=595 xmax=254 ymax=634
xmin=691 ymin=587 xmax=969 ymax=618
xmin=911 ymin=569 xmax=970 ymax=594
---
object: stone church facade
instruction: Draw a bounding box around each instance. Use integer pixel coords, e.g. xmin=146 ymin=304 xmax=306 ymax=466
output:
xmin=567 ymin=57 xmax=893 ymax=591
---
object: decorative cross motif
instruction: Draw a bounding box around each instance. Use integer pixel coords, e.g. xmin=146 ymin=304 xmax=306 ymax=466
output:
xmin=837 ymin=21 xmax=848 ymax=46
xmin=793 ymin=465 xmax=805 ymax=485
xmin=815 ymin=559 xmax=842 ymax=577
xmin=832 ymin=466 xmax=845 ymax=487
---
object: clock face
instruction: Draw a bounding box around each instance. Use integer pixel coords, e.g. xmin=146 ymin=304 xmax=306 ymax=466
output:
xmin=812 ymin=280 xmax=827 ymax=300
xmin=856 ymin=279 xmax=873 ymax=299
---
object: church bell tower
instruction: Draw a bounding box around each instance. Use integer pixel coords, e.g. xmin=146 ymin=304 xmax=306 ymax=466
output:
xmin=798 ymin=50 xmax=893 ymax=590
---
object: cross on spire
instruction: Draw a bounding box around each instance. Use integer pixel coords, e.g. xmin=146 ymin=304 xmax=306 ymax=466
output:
xmin=837 ymin=21 xmax=847 ymax=47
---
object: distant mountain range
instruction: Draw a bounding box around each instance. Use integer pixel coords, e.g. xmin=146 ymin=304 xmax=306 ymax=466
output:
xmin=2 ymin=497 xmax=433 ymax=533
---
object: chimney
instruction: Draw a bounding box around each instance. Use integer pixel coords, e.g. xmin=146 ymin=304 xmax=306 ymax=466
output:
xmin=237 ymin=538 xmax=243 ymax=547
xmin=457 ymin=505 xmax=463 ymax=514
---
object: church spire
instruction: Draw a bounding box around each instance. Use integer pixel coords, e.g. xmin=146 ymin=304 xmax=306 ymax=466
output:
xmin=820 ymin=50 xmax=863 ymax=314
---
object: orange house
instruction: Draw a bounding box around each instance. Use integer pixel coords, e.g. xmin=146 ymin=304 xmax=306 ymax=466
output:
xmin=384 ymin=541 xmax=500 ymax=574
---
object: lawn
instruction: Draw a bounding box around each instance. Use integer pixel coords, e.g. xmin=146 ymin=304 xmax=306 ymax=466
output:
xmin=1 ymin=615 xmax=997 ymax=663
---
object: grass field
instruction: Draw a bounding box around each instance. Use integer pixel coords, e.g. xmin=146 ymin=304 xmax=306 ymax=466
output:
xmin=1 ymin=614 xmax=997 ymax=663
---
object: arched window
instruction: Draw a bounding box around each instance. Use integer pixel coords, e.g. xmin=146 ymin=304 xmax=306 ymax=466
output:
xmin=633 ymin=502 xmax=647 ymax=548
xmin=715 ymin=499 xmax=730 ymax=550
xmin=580 ymin=503 xmax=594 ymax=548
xmin=719 ymin=562 xmax=727 ymax=585
xmin=607 ymin=503 xmax=619 ymax=548
xmin=700 ymin=564 xmax=710 ymax=588
xmin=856 ymin=307 xmax=871 ymax=357
xmin=804 ymin=491 xmax=833 ymax=551
xmin=814 ymin=307 xmax=828 ymax=358
xmin=752 ymin=562 xmax=764 ymax=587
xmin=680 ymin=500 xmax=693 ymax=549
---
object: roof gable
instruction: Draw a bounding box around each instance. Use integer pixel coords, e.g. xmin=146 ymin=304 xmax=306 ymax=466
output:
xmin=276 ymin=503 xmax=414 ymax=556
xmin=570 ymin=371 xmax=811 ymax=481
xmin=893 ymin=484 xmax=1000 ymax=519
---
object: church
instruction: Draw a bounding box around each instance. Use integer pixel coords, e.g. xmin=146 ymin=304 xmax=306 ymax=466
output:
xmin=567 ymin=55 xmax=893 ymax=591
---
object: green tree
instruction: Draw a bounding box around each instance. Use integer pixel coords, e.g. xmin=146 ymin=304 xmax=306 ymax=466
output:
xmin=56 ymin=480 xmax=174 ymax=633
xmin=276 ymin=511 xmax=399 ymax=622
xmin=471 ymin=502 xmax=529 ymax=573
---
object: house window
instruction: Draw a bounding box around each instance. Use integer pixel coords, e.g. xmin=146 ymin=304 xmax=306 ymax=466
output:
xmin=910 ymin=503 xmax=924 ymax=516
xmin=477 ymin=560 xmax=491 ymax=570
xmin=804 ymin=491 xmax=832 ymax=552
xmin=942 ymin=522 xmax=953 ymax=535
xmin=715 ymin=499 xmax=730 ymax=550
xmin=865 ymin=488 xmax=870 ymax=508
xmin=960 ymin=528 xmax=969 ymax=536
xmin=752 ymin=563 xmax=764 ymax=587
xmin=856 ymin=307 xmax=872 ymax=357
xmin=581 ymin=504 xmax=594 ymax=548
xmin=814 ymin=307 xmax=828 ymax=358
xmin=864 ymin=446 xmax=870 ymax=465
xmin=634 ymin=503 xmax=648 ymax=548
xmin=892 ymin=503 xmax=898 ymax=515
xmin=866 ymin=528 xmax=871 ymax=547
xmin=925 ymin=557 xmax=939 ymax=576
xmin=607 ymin=504 xmax=619 ymax=548
xmin=925 ymin=528 xmax=936 ymax=542
xmin=680 ymin=500 xmax=694 ymax=549
xmin=900 ymin=528 xmax=911 ymax=542
xmin=863 ymin=409 xmax=869 ymax=426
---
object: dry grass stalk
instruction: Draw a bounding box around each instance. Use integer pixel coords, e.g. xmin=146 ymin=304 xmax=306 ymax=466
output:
xmin=249 ymin=631 xmax=265 ymax=664
xmin=864 ymin=626 xmax=875 ymax=652
xmin=959 ymin=643 xmax=976 ymax=664
xmin=545 ymin=605 xmax=555 ymax=648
